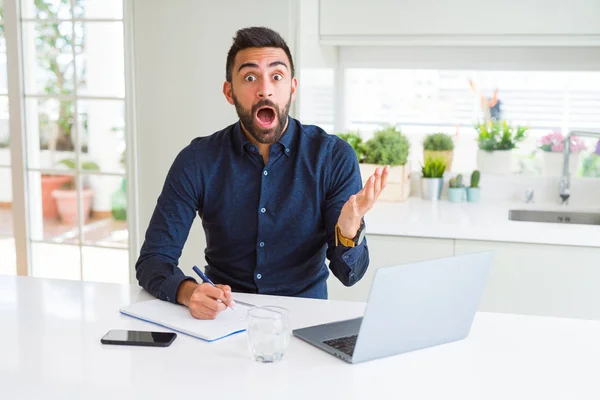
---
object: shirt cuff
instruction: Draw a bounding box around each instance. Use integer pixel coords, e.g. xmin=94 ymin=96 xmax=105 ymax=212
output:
xmin=159 ymin=272 xmax=197 ymax=304
xmin=339 ymin=239 xmax=366 ymax=267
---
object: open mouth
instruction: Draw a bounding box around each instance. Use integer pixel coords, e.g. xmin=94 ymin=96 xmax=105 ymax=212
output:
xmin=255 ymin=106 xmax=276 ymax=128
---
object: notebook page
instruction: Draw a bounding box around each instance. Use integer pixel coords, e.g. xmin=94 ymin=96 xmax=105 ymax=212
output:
xmin=119 ymin=299 xmax=249 ymax=342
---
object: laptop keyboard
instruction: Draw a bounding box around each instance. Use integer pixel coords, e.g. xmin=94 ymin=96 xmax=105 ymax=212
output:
xmin=323 ymin=334 xmax=358 ymax=356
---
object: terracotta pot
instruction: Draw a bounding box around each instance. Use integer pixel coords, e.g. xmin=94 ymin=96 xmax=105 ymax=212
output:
xmin=52 ymin=189 xmax=94 ymax=226
xmin=41 ymin=175 xmax=73 ymax=219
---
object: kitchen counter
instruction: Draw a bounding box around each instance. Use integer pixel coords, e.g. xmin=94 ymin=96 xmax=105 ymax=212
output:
xmin=365 ymin=197 xmax=600 ymax=248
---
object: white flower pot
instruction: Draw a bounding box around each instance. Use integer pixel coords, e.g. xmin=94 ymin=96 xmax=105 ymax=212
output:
xmin=420 ymin=178 xmax=443 ymax=201
xmin=477 ymin=149 xmax=513 ymax=175
xmin=542 ymin=152 xmax=580 ymax=177
xmin=359 ymin=161 xmax=411 ymax=202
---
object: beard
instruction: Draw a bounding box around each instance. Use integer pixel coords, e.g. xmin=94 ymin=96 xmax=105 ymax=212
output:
xmin=232 ymin=91 xmax=292 ymax=145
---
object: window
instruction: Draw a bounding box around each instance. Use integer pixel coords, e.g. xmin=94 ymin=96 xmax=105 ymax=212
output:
xmin=299 ymin=67 xmax=600 ymax=177
xmin=0 ymin=0 xmax=131 ymax=282
xmin=0 ymin=4 xmax=17 ymax=276
xmin=297 ymin=68 xmax=334 ymax=134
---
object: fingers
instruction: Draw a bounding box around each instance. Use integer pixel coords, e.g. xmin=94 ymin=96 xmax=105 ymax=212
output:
xmin=355 ymin=166 xmax=389 ymax=215
xmin=380 ymin=165 xmax=389 ymax=191
xmin=203 ymin=284 xmax=228 ymax=301
xmin=216 ymin=284 xmax=235 ymax=308
xmin=190 ymin=304 xmax=221 ymax=320
xmin=373 ymin=167 xmax=382 ymax=196
xmin=364 ymin=175 xmax=375 ymax=207
xmin=188 ymin=283 xmax=228 ymax=320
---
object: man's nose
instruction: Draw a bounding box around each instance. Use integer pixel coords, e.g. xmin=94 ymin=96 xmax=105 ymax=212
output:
xmin=257 ymin=80 xmax=274 ymax=98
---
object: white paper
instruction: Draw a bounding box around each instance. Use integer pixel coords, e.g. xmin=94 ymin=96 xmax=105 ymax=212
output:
xmin=119 ymin=299 xmax=249 ymax=342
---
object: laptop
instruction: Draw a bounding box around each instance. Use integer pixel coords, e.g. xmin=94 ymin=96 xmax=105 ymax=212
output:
xmin=292 ymin=252 xmax=493 ymax=364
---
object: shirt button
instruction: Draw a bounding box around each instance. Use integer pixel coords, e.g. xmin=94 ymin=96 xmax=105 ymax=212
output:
xmin=256 ymin=273 xmax=262 ymax=280
xmin=263 ymin=170 xmax=268 ymax=176
xmin=285 ymin=148 xmax=290 ymax=154
xmin=250 ymin=146 xmax=256 ymax=152
xmin=259 ymin=242 xmax=265 ymax=247
xmin=260 ymin=207 xmax=266 ymax=213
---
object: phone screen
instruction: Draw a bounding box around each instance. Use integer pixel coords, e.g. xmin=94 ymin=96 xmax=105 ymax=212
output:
xmin=101 ymin=330 xmax=177 ymax=347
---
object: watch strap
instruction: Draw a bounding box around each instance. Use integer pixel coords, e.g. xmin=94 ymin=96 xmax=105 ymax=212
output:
xmin=335 ymin=223 xmax=357 ymax=248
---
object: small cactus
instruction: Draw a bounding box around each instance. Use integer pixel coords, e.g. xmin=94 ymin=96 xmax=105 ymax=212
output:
xmin=449 ymin=174 xmax=463 ymax=188
xmin=470 ymin=170 xmax=480 ymax=188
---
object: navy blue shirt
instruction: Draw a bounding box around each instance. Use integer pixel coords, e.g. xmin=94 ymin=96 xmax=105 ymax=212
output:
xmin=135 ymin=117 xmax=369 ymax=303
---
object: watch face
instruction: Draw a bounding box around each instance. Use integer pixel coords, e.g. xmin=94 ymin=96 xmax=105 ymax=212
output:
xmin=355 ymin=225 xmax=366 ymax=245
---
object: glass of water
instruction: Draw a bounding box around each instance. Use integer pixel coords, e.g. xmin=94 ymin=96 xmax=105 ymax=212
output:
xmin=247 ymin=306 xmax=291 ymax=363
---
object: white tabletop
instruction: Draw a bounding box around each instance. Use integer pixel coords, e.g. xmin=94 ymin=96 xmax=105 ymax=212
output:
xmin=1 ymin=276 xmax=600 ymax=399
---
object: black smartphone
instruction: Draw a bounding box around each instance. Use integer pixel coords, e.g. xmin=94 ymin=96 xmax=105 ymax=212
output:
xmin=100 ymin=329 xmax=177 ymax=347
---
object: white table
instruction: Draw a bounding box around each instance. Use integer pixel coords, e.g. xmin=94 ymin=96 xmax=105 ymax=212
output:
xmin=1 ymin=276 xmax=600 ymax=399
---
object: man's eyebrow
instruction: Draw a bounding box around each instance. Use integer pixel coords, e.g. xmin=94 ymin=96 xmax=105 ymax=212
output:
xmin=269 ymin=61 xmax=288 ymax=70
xmin=238 ymin=62 xmax=259 ymax=73
xmin=237 ymin=60 xmax=289 ymax=73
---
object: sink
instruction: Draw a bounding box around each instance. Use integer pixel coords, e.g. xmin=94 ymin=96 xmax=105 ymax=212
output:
xmin=508 ymin=210 xmax=600 ymax=225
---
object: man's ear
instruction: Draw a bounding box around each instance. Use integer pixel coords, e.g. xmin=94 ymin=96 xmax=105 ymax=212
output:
xmin=290 ymin=77 xmax=298 ymax=102
xmin=223 ymin=81 xmax=234 ymax=105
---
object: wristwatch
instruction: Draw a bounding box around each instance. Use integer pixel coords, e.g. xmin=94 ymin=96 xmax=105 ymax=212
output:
xmin=335 ymin=221 xmax=366 ymax=248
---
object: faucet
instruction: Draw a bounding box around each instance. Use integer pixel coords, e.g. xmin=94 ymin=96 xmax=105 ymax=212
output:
xmin=559 ymin=130 xmax=600 ymax=204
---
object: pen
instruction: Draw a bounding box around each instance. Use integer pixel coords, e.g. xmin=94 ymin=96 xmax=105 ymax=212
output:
xmin=192 ymin=266 xmax=236 ymax=310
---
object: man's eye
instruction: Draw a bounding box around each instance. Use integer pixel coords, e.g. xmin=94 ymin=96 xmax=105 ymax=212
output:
xmin=245 ymin=75 xmax=256 ymax=82
xmin=273 ymin=74 xmax=283 ymax=81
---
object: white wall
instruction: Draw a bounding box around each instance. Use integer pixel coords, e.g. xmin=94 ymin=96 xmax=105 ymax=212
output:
xmin=132 ymin=0 xmax=297 ymax=278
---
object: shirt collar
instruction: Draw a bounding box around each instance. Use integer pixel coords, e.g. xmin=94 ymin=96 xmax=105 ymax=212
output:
xmin=232 ymin=116 xmax=297 ymax=157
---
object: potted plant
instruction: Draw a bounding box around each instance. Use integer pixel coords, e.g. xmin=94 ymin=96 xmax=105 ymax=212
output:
xmin=466 ymin=170 xmax=481 ymax=202
xmin=52 ymin=158 xmax=100 ymax=226
xmin=339 ymin=126 xmax=411 ymax=201
xmin=447 ymin=174 xmax=465 ymax=203
xmin=337 ymin=131 xmax=367 ymax=163
xmin=539 ymin=131 xmax=587 ymax=177
xmin=476 ymin=120 xmax=527 ymax=175
xmin=423 ymin=133 xmax=454 ymax=172
xmin=420 ymin=154 xmax=446 ymax=201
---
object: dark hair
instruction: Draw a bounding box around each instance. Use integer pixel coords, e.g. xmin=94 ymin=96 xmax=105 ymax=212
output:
xmin=226 ymin=26 xmax=295 ymax=83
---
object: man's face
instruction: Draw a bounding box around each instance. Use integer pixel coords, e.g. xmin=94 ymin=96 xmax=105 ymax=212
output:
xmin=223 ymin=47 xmax=297 ymax=144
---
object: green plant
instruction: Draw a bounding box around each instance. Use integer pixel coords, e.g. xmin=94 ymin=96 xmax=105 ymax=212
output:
xmin=33 ymin=0 xmax=85 ymax=151
xmin=57 ymin=158 xmax=100 ymax=189
xmin=470 ymin=170 xmax=480 ymax=188
xmin=423 ymin=133 xmax=454 ymax=151
xmin=476 ymin=120 xmax=527 ymax=152
xmin=363 ymin=125 xmax=410 ymax=166
xmin=337 ymin=131 xmax=367 ymax=163
xmin=581 ymin=154 xmax=600 ymax=178
xmin=449 ymin=174 xmax=463 ymax=188
xmin=421 ymin=155 xmax=446 ymax=178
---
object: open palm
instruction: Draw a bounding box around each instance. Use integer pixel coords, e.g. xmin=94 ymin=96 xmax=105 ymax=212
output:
xmin=337 ymin=166 xmax=389 ymax=238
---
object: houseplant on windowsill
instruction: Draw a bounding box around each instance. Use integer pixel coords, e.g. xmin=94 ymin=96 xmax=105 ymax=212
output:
xmin=447 ymin=174 xmax=465 ymax=202
xmin=423 ymin=132 xmax=454 ymax=172
xmin=466 ymin=170 xmax=481 ymax=202
xmin=476 ymin=120 xmax=527 ymax=175
xmin=338 ymin=126 xmax=411 ymax=201
xmin=539 ymin=131 xmax=587 ymax=177
xmin=52 ymin=158 xmax=100 ymax=226
xmin=420 ymin=154 xmax=446 ymax=201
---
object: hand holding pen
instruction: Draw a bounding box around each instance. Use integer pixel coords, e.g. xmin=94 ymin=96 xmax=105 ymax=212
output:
xmin=178 ymin=266 xmax=236 ymax=320
xmin=194 ymin=264 xmax=235 ymax=304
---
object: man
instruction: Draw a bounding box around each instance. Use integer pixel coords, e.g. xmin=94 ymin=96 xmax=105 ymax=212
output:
xmin=136 ymin=26 xmax=389 ymax=320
